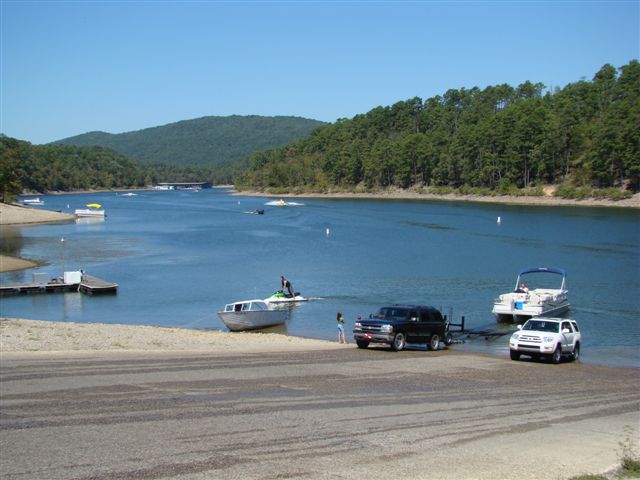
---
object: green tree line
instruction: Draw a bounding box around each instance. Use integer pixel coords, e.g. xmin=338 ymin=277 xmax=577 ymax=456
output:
xmin=0 ymin=137 xmax=228 ymax=202
xmin=236 ymin=61 xmax=640 ymax=193
xmin=53 ymin=115 xmax=325 ymax=166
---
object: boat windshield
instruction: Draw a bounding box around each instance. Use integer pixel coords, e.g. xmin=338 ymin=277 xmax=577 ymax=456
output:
xmin=523 ymin=320 xmax=560 ymax=333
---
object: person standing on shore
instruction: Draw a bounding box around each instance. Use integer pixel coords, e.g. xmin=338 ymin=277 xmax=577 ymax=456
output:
xmin=337 ymin=312 xmax=347 ymax=344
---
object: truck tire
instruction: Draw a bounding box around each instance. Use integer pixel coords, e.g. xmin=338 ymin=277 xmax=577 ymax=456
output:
xmin=356 ymin=340 xmax=369 ymax=349
xmin=444 ymin=332 xmax=453 ymax=346
xmin=391 ymin=333 xmax=405 ymax=351
xmin=571 ymin=343 xmax=580 ymax=361
xmin=551 ymin=344 xmax=562 ymax=364
xmin=429 ymin=334 xmax=440 ymax=351
xmin=510 ymin=350 xmax=520 ymax=361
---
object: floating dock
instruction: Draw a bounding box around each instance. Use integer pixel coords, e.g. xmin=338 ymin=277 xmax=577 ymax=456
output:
xmin=0 ymin=273 xmax=117 ymax=297
xmin=79 ymin=275 xmax=118 ymax=295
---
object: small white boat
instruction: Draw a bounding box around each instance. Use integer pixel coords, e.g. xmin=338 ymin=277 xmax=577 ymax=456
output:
xmin=75 ymin=203 xmax=105 ymax=218
xmin=492 ymin=267 xmax=570 ymax=323
xmin=120 ymin=192 xmax=138 ymax=197
xmin=218 ymin=299 xmax=289 ymax=331
xmin=264 ymin=290 xmax=308 ymax=304
xmin=265 ymin=199 xmax=304 ymax=207
xmin=21 ymin=197 xmax=45 ymax=205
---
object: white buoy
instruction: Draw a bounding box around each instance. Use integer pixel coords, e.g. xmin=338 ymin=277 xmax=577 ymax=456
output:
xmin=326 ymin=228 xmax=330 ymax=236
xmin=497 ymin=216 xmax=502 ymax=224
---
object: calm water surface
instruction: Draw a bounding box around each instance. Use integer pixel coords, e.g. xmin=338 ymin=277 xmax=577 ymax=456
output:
xmin=2 ymin=189 xmax=639 ymax=367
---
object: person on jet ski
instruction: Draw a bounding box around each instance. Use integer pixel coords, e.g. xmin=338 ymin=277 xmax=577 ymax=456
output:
xmin=281 ymin=275 xmax=295 ymax=297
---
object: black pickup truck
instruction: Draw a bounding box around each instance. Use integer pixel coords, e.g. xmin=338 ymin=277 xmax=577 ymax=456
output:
xmin=353 ymin=305 xmax=452 ymax=351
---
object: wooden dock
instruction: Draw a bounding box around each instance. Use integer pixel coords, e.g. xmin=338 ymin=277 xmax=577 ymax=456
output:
xmin=0 ymin=274 xmax=117 ymax=297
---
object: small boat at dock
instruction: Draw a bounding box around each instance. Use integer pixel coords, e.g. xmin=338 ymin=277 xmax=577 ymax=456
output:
xmin=217 ymin=299 xmax=289 ymax=331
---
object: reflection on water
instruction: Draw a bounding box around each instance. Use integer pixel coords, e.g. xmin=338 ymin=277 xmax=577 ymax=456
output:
xmin=1 ymin=189 xmax=639 ymax=368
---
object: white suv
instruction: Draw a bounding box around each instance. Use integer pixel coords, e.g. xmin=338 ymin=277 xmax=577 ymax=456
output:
xmin=509 ymin=317 xmax=581 ymax=364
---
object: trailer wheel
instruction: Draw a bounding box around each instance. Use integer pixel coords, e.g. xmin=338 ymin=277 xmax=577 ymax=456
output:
xmin=444 ymin=332 xmax=453 ymax=346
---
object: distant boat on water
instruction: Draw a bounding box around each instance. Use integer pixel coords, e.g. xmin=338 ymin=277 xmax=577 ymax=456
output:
xmin=21 ymin=197 xmax=45 ymax=206
xmin=265 ymin=199 xmax=304 ymax=207
xmin=75 ymin=203 xmax=106 ymax=218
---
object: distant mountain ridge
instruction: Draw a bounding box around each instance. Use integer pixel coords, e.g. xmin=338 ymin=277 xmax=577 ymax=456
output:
xmin=52 ymin=115 xmax=326 ymax=165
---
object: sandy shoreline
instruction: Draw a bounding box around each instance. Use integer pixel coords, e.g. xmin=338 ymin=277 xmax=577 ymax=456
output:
xmin=0 ymin=203 xmax=76 ymax=273
xmin=0 ymin=255 xmax=40 ymax=272
xmin=0 ymin=202 xmax=75 ymax=225
xmin=0 ymin=317 xmax=347 ymax=355
xmin=233 ymin=188 xmax=640 ymax=209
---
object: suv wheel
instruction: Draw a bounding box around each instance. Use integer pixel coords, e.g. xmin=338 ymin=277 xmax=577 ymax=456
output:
xmin=510 ymin=350 xmax=520 ymax=361
xmin=356 ymin=340 xmax=369 ymax=349
xmin=571 ymin=343 xmax=580 ymax=361
xmin=429 ymin=334 xmax=440 ymax=351
xmin=391 ymin=333 xmax=406 ymax=351
xmin=551 ymin=344 xmax=562 ymax=364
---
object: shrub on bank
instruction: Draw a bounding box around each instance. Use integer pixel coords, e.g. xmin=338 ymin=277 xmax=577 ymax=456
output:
xmin=554 ymin=184 xmax=633 ymax=201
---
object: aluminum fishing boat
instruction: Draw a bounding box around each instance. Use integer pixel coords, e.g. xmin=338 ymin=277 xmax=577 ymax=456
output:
xmin=217 ymin=299 xmax=289 ymax=331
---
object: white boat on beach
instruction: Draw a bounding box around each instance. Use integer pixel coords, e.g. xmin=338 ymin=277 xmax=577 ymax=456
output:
xmin=492 ymin=267 xmax=570 ymax=323
xmin=21 ymin=197 xmax=44 ymax=206
xmin=75 ymin=203 xmax=106 ymax=218
xmin=217 ymin=299 xmax=289 ymax=331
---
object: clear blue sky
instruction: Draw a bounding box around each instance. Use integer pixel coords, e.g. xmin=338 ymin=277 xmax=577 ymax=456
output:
xmin=1 ymin=0 xmax=638 ymax=144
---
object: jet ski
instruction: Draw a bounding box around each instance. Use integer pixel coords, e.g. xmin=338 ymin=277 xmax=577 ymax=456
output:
xmin=264 ymin=290 xmax=308 ymax=303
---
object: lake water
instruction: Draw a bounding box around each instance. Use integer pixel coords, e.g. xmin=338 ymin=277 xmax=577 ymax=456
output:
xmin=2 ymin=189 xmax=639 ymax=368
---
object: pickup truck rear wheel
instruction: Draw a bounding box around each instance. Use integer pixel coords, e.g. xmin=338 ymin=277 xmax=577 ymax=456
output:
xmin=429 ymin=334 xmax=440 ymax=351
xmin=551 ymin=344 xmax=562 ymax=364
xmin=356 ymin=340 xmax=369 ymax=349
xmin=391 ymin=333 xmax=405 ymax=351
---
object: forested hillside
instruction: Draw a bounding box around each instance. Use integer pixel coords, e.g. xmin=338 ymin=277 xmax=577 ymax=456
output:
xmin=236 ymin=61 xmax=639 ymax=194
xmin=0 ymin=137 xmax=220 ymax=201
xmin=53 ymin=115 xmax=326 ymax=165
